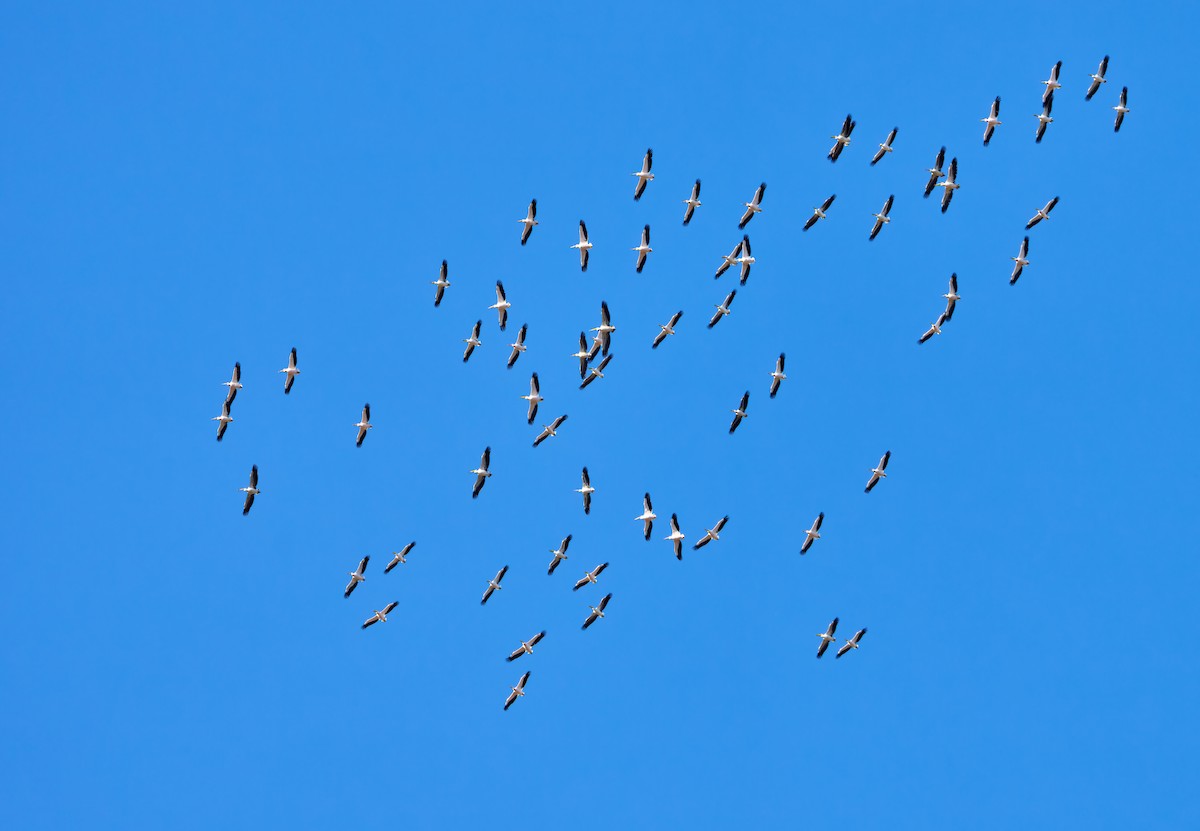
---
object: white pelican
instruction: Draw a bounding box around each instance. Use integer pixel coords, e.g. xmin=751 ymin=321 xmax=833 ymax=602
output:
xmin=213 ymin=398 xmax=233 ymax=442
xmin=481 ymin=564 xmax=508 ymax=605
xmin=729 ymin=391 xmax=750 ymax=434
xmin=816 ymin=617 xmax=839 ymax=658
xmin=800 ymin=512 xmax=824 ymax=554
xmin=591 ymin=300 xmax=616 ymax=355
xmin=828 ymin=113 xmax=856 ymax=162
xmin=355 ymin=403 xmax=372 ymax=447
xmin=981 ymin=96 xmax=1002 ymax=146
xmin=715 ymin=238 xmax=743 ymax=279
xmin=632 ymin=224 xmax=652 ymax=273
xmin=532 ymin=414 xmax=568 ymax=448
xmin=503 ymin=670 xmax=531 ymax=710
xmin=520 ymin=372 xmax=542 ymax=424
xmin=344 ymin=555 xmax=369 ymax=598
xmin=570 ymin=332 xmax=592 ymax=379
xmin=471 ymin=447 xmax=492 ymax=499
xmin=769 ymin=353 xmax=786 ymax=399
xmin=692 ymin=515 xmax=729 ymax=550
xmin=870 ymin=127 xmax=898 ymax=166
xmin=1026 ymin=196 xmax=1060 ymax=230
xmin=1086 ymin=56 xmax=1109 ymax=101
xmin=864 ymin=450 xmax=891 ymax=493
xmin=736 ymin=235 xmax=754 ymax=284
xmin=1035 ymin=99 xmax=1054 ymax=144
xmin=239 ymin=464 xmax=259 ymax=515
xmin=582 ymin=593 xmax=612 ymax=630
xmin=738 ymin=182 xmax=766 ymax=229
xmin=635 ymin=493 xmax=656 ymax=540
xmin=664 ymin=513 xmax=685 ymax=560
xmin=682 ymin=179 xmax=702 ymax=225
xmin=573 ymin=561 xmax=609 ymax=591
xmin=519 ymin=199 xmax=538 ymax=245
xmin=506 ymin=630 xmax=547 ymax=662
xmin=223 ymin=361 xmax=242 ymax=405
xmin=942 ymin=273 xmax=960 ymax=321
xmin=547 ymin=535 xmax=572 ymax=575
xmin=918 ymin=312 xmax=948 ymax=345
xmin=868 ymin=194 xmax=894 ymax=241
xmin=708 ymin=289 xmax=737 ymax=329
xmin=652 ymin=310 xmax=684 ymax=349
xmin=279 ymin=347 xmax=299 ymax=394
xmin=836 ymin=627 xmax=867 ymax=659
xmin=571 ymin=220 xmax=592 ymax=272
xmin=384 ymin=542 xmax=415 ymax=574
xmin=1042 ymin=60 xmax=1063 ymax=107
xmin=923 ymin=146 xmax=946 ymax=198
xmin=361 ymin=601 xmax=398 ymax=630
xmin=938 ymin=157 xmax=959 ymax=213
xmin=579 ymin=353 xmax=612 ymax=390
xmin=462 ymin=319 xmax=483 ymax=362
xmin=576 ymin=467 xmax=594 ymax=515
xmin=506 ymin=324 xmax=528 ymax=369
xmin=432 ymin=260 xmax=450 ymax=307
xmin=1113 ymin=86 xmax=1129 ymax=132
xmin=632 ymin=148 xmax=654 ymax=200
xmin=803 ymin=194 xmax=836 ymax=231
xmin=489 ymin=281 xmax=511 ymax=331
xmin=1010 ymin=236 xmax=1030 ymax=285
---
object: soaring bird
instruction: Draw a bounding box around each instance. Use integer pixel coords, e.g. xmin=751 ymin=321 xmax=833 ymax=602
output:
xmin=547 ymin=535 xmax=572 ymax=575
xmin=836 ymin=627 xmax=867 ymax=659
xmin=239 ymin=464 xmax=259 ymax=515
xmin=769 ymin=353 xmax=787 ymax=399
xmin=384 ymin=542 xmax=415 ymax=574
xmin=582 ymin=593 xmax=613 ymax=630
xmin=736 ymin=235 xmax=755 ymax=285
xmin=431 ymin=260 xmax=450 ymax=307
xmin=471 ymin=447 xmax=492 ymax=498
xmin=573 ymin=562 xmax=609 ymax=591
xmin=591 ymin=300 xmax=616 ymax=355
xmin=870 ymin=127 xmax=898 ymax=166
xmin=223 ymin=361 xmax=242 ymax=405
xmin=1085 ymin=56 xmax=1109 ymax=101
xmin=576 ymin=467 xmax=595 ymax=515
xmin=869 ymin=195 xmax=894 ymax=241
xmin=981 ymin=96 xmax=1002 ymax=145
xmin=632 ymin=148 xmax=654 ymax=200
xmin=816 ymin=617 xmax=839 ymax=658
xmin=519 ymin=199 xmax=538 ymax=245
xmin=708 ymin=289 xmax=737 ymax=329
xmin=1010 ymin=236 xmax=1031 ymax=285
xmin=942 ymin=273 xmax=960 ymax=321
xmin=800 ymin=512 xmax=824 ymax=554
xmin=692 ymin=516 xmax=729 ymax=550
xmin=635 ymin=493 xmax=656 ymax=540
xmin=1026 ymin=196 xmax=1060 ymax=230
xmin=579 ymin=354 xmax=612 ymax=390
xmin=1035 ymin=98 xmax=1054 ymax=143
xmin=828 ymin=114 xmax=856 ymax=162
xmin=729 ymin=391 xmax=750 ymax=434
xmin=462 ymin=320 xmax=483 ymax=362
xmin=738 ymin=182 xmax=766 ymax=229
xmin=632 ymin=224 xmax=652 ymax=273
xmin=506 ymin=324 xmax=528 ymax=369
xmin=571 ymin=220 xmax=593 ymax=271
xmin=803 ymin=194 xmax=837 ymax=231
xmin=489 ymin=281 xmax=511 ymax=331
xmin=652 ymin=311 xmax=684 ymax=349
xmin=1042 ymin=60 xmax=1063 ymax=107
xmin=503 ymin=670 xmax=531 ymax=710
xmin=361 ymin=602 xmax=398 ymax=630
xmin=570 ymin=332 xmax=593 ymax=380
xmin=355 ymin=404 xmax=372 ymax=447
xmin=682 ymin=179 xmax=702 ymax=225
xmin=213 ymin=398 xmax=233 ymax=442
xmin=507 ymin=631 xmax=547 ymax=662
xmin=938 ymin=157 xmax=959 ymax=213
xmin=481 ymin=564 xmax=508 ymax=605
xmin=923 ymin=146 xmax=946 ymax=198
xmin=715 ymin=238 xmax=743 ymax=279
xmin=344 ymin=556 xmax=369 ymax=598
xmin=279 ymin=347 xmax=299 ymax=394
xmin=918 ymin=312 xmax=949 ymax=345
xmin=521 ymin=372 xmax=543 ymax=424
xmin=864 ymin=451 xmax=891 ymax=493
xmin=1113 ymin=86 xmax=1129 ymax=132
xmin=532 ymin=414 xmax=568 ymax=448
xmin=664 ymin=513 xmax=686 ymax=560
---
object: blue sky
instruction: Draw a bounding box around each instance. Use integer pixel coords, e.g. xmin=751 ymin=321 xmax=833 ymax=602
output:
xmin=2 ymin=2 xmax=1198 ymax=828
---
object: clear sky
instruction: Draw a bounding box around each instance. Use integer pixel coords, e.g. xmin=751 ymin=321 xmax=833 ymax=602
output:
xmin=2 ymin=2 xmax=1198 ymax=828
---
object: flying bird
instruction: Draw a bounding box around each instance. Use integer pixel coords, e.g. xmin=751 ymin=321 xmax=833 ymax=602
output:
xmin=923 ymin=146 xmax=946 ymax=198
xmin=1113 ymin=86 xmax=1129 ymax=132
xmin=868 ymin=194 xmax=894 ymax=241
xmin=532 ymin=414 xmax=568 ymax=448
xmin=736 ymin=235 xmax=755 ymax=284
xmin=664 ymin=513 xmax=686 ymax=560
xmin=519 ymin=199 xmax=538 ymax=245
xmin=506 ymin=324 xmax=528 ymax=369
xmin=769 ymin=353 xmax=787 ymax=398
xmin=836 ymin=627 xmax=867 ymax=659
xmin=344 ymin=556 xmax=369 ymax=598
xmin=481 ymin=564 xmax=508 ymax=605
xmin=279 ymin=347 xmax=299 ymax=394
xmin=632 ymin=224 xmax=652 ymax=273
xmin=938 ymin=157 xmax=959 ymax=213
xmin=682 ymin=179 xmax=702 ymax=225
xmin=981 ymin=96 xmax=1002 ymax=145
xmin=361 ymin=602 xmax=398 ymax=630
xmin=547 ymin=535 xmax=572 ymax=575
xmin=521 ymin=372 xmax=542 ymax=424
xmin=635 ymin=493 xmax=656 ymax=540
xmin=1026 ymin=196 xmax=1060 ymax=230
xmin=800 ymin=512 xmax=824 ymax=554
xmin=503 ymin=670 xmax=531 ymax=711
xmin=213 ymin=398 xmax=233 ymax=442
xmin=579 ymin=354 xmax=612 ymax=390
xmin=239 ymin=464 xmax=259 ymax=515
xmin=462 ymin=320 xmax=483 ymax=363
xmin=870 ymin=127 xmax=898 ymax=165
xmin=803 ymin=194 xmax=837 ymax=231
xmin=576 ymin=467 xmax=595 ymax=515
xmin=471 ymin=447 xmax=492 ymax=498
xmin=864 ymin=451 xmax=891 ymax=493
xmin=355 ymin=404 xmax=372 ymax=447
xmin=816 ymin=617 xmax=839 ymax=658
xmin=738 ymin=182 xmax=766 ymax=229
xmin=582 ymin=593 xmax=612 ymax=630
xmin=652 ymin=311 xmax=684 ymax=349
xmin=1085 ymin=56 xmax=1109 ymax=101
xmin=571 ymin=220 xmax=592 ymax=271
xmin=384 ymin=542 xmax=415 ymax=574
xmin=708 ymin=289 xmax=737 ymax=329
xmin=432 ymin=260 xmax=450 ymax=307
xmin=632 ymin=148 xmax=654 ymax=200
xmin=828 ymin=114 xmax=856 ymax=162
xmin=1010 ymin=236 xmax=1031 ymax=285
xmin=570 ymin=332 xmax=593 ymax=380
xmin=729 ymin=391 xmax=750 ymax=434
xmin=573 ymin=562 xmax=609 ymax=591
xmin=1035 ymin=98 xmax=1054 ymax=143
xmin=591 ymin=300 xmax=616 ymax=355
xmin=715 ymin=238 xmax=743 ymax=279
xmin=918 ymin=312 xmax=948 ymax=345
xmin=223 ymin=361 xmax=242 ymax=405
xmin=489 ymin=281 xmax=511 ymax=331
xmin=692 ymin=516 xmax=729 ymax=550
xmin=1042 ymin=60 xmax=1063 ymax=107
xmin=942 ymin=273 xmax=960 ymax=321
xmin=506 ymin=631 xmax=546 ymax=662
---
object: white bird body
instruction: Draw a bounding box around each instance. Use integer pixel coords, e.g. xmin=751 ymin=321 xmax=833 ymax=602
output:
xmin=279 ymin=347 xmax=300 ymax=394
xmin=518 ymin=199 xmax=538 ymax=245
xmin=631 ymin=148 xmax=654 ymax=200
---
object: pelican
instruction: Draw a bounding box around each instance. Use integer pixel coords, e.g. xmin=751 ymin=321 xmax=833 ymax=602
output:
xmin=1035 ymin=99 xmax=1054 ymax=144
xmin=816 ymin=617 xmax=839 ymax=658
xmin=664 ymin=513 xmax=685 ymax=560
xmin=506 ymin=631 xmax=546 ymax=662
xmin=503 ymin=670 xmax=531 ymax=710
xmin=715 ymin=238 xmax=743 ymax=279
xmin=692 ymin=515 xmax=729 ymax=550
xmin=506 ymin=324 xmax=528 ymax=369
xmin=573 ymin=561 xmax=609 ymax=591
xmin=1042 ymin=60 xmax=1063 ymax=107
xmin=582 ymin=593 xmax=612 ymax=630
xmin=576 ymin=467 xmax=595 ymax=515
xmin=344 ymin=555 xmax=369 ymax=598
xmin=222 ymin=361 xmax=242 ymax=405
xmin=923 ymin=146 xmax=946 ymax=198
xmin=1010 ymin=236 xmax=1031 ymax=285
xmin=981 ymin=96 xmax=1002 ymax=146
xmin=432 ymin=260 xmax=450 ymax=307
xmin=800 ymin=512 xmax=824 ymax=554
xmin=279 ymin=347 xmax=299 ymax=394
xmin=836 ymin=627 xmax=867 ymax=659
xmin=828 ymin=113 xmax=856 ymax=162
xmin=532 ymin=414 xmax=568 ymax=448
xmin=869 ymin=194 xmax=894 ymax=241
xmin=652 ymin=310 xmax=683 ymax=349
xmin=361 ymin=601 xmax=398 ymax=630
xmin=355 ymin=403 xmax=372 ymax=447
xmin=471 ymin=447 xmax=492 ymax=498
xmin=632 ymin=224 xmax=652 ymax=273
xmin=571 ymin=220 xmax=592 ymax=272
xmin=1086 ymin=56 xmax=1109 ymax=101
xmin=1026 ymin=196 xmax=1059 ymax=230
xmin=738 ymin=182 xmax=766 ymax=229
xmin=803 ymin=194 xmax=836 ymax=231
xmin=591 ymin=300 xmax=616 ymax=355
xmin=864 ymin=450 xmax=891 ymax=493
xmin=735 ymin=235 xmax=754 ymax=284
xmin=942 ymin=273 xmax=960 ymax=321
xmin=729 ymin=391 xmax=750 ymax=434
xmin=938 ymin=157 xmax=959 ymax=213
xmin=481 ymin=564 xmax=508 ymax=605
xmin=1113 ymin=86 xmax=1129 ymax=132
xmin=489 ymin=281 xmax=511 ymax=331
xmin=547 ymin=535 xmax=572 ymax=575
xmin=570 ymin=332 xmax=592 ymax=379
xmin=632 ymin=148 xmax=654 ymax=200
xmin=239 ymin=464 xmax=259 ymax=515
xmin=521 ymin=372 xmax=542 ymax=424
xmin=579 ymin=353 xmax=612 ymax=390
xmin=519 ymin=199 xmax=538 ymax=245
xmin=769 ymin=353 xmax=787 ymax=399
xmin=384 ymin=542 xmax=415 ymax=574
xmin=682 ymin=179 xmax=702 ymax=225
xmin=870 ymin=127 xmax=898 ymax=166
xmin=708 ymin=289 xmax=737 ymax=329
xmin=635 ymin=493 xmax=656 ymax=540
xmin=918 ymin=312 xmax=948 ymax=344
xmin=213 ymin=398 xmax=233 ymax=441
xmin=462 ymin=319 xmax=482 ymax=362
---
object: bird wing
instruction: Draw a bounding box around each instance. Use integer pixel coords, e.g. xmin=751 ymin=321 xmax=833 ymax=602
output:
xmin=572 ymin=575 xmax=588 ymax=591
xmin=532 ymin=427 xmax=550 ymax=447
xmin=601 ymin=301 xmax=611 ymax=327
xmin=633 ymin=176 xmax=647 ymax=201
xmin=869 ymin=218 xmax=883 ymax=241
xmin=835 ymin=642 xmax=853 ymax=658
xmin=578 ymin=221 xmax=588 ymax=243
xmin=739 ymin=391 xmax=750 ymax=411
xmin=754 ymin=182 xmax=766 ymax=205
xmin=940 ymin=183 xmax=954 ymax=213
xmin=673 ymin=537 xmax=683 ymax=560
xmin=362 ymin=615 xmax=379 ymax=629
xmin=879 ymin=450 xmax=891 ymax=471
xmin=870 ymin=146 xmax=885 ymax=165
xmin=817 ymin=639 xmax=831 ymax=658
xmin=803 ymin=213 xmax=819 ymax=231
xmin=593 ymin=562 xmax=609 ymax=578
xmin=1046 ymin=196 xmax=1059 ymax=214
xmin=882 ymin=195 xmax=893 ymax=215
xmin=582 ymin=611 xmax=598 ymax=630
xmin=242 ymin=490 xmax=255 ymax=514
xmin=249 ymin=465 xmax=258 ymax=487
xmin=865 ymin=472 xmax=881 ymax=493
xmin=714 ymin=516 xmax=729 ymax=533
xmin=598 ymin=593 xmax=612 ymax=612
